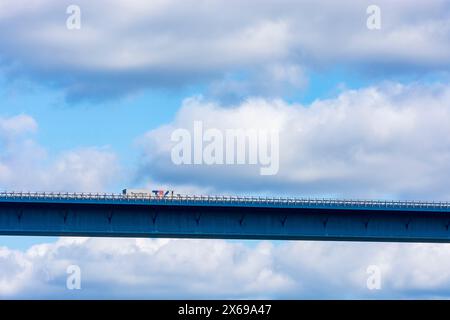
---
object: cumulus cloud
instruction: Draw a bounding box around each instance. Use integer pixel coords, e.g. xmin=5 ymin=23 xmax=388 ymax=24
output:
xmin=2 ymin=237 xmax=450 ymax=299
xmin=1 ymin=0 xmax=449 ymax=101
xmin=0 ymin=114 xmax=120 ymax=192
xmin=137 ymin=82 xmax=450 ymax=200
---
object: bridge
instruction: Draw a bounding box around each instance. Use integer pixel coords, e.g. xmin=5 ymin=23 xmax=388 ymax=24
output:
xmin=1 ymin=192 xmax=450 ymax=242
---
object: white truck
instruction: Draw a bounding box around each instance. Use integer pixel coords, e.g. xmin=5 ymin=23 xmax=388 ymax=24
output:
xmin=122 ymin=189 xmax=175 ymax=198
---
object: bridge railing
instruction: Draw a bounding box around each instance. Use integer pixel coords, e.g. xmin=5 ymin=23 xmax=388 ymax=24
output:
xmin=0 ymin=191 xmax=450 ymax=210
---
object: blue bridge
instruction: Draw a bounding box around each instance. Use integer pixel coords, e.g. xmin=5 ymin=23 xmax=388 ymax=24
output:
xmin=1 ymin=192 xmax=450 ymax=242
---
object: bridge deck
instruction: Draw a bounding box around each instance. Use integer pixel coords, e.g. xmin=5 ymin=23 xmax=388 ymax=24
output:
xmin=0 ymin=192 xmax=449 ymax=212
xmin=1 ymin=192 xmax=450 ymax=242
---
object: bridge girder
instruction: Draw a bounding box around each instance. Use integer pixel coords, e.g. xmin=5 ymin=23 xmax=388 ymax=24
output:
xmin=1 ymin=200 xmax=450 ymax=242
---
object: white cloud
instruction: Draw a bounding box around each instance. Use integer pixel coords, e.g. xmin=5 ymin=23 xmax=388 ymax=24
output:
xmin=208 ymin=63 xmax=308 ymax=103
xmin=0 ymin=114 xmax=120 ymax=192
xmin=0 ymin=114 xmax=37 ymax=138
xmin=1 ymin=0 xmax=449 ymax=100
xmin=0 ymin=238 xmax=293 ymax=298
xmin=137 ymin=82 xmax=450 ymax=200
xmin=3 ymin=237 xmax=450 ymax=298
xmin=49 ymin=148 xmax=120 ymax=192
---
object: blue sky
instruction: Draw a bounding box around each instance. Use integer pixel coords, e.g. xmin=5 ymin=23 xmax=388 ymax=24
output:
xmin=1 ymin=0 xmax=450 ymax=298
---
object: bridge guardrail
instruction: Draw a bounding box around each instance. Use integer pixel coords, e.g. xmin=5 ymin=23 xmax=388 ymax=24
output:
xmin=0 ymin=191 xmax=449 ymax=211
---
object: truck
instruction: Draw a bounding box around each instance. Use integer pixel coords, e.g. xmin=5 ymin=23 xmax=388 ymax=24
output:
xmin=122 ymin=189 xmax=175 ymax=198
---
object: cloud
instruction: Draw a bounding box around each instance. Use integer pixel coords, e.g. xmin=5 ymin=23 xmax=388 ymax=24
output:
xmin=208 ymin=63 xmax=308 ymax=103
xmin=48 ymin=148 xmax=121 ymax=191
xmin=1 ymin=0 xmax=449 ymax=101
xmin=0 ymin=114 xmax=37 ymax=138
xmin=2 ymin=237 xmax=450 ymax=298
xmin=0 ymin=114 xmax=120 ymax=192
xmin=137 ymin=82 xmax=450 ymax=200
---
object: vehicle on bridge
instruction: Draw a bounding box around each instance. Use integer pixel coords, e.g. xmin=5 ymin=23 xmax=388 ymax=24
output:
xmin=122 ymin=188 xmax=175 ymax=198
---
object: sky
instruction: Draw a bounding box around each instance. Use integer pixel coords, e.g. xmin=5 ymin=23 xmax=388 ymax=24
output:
xmin=1 ymin=0 xmax=450 ymax=298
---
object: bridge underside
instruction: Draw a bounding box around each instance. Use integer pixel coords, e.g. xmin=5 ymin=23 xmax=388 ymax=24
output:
xmin=2 ymin=201 xmax=450 ymax=242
